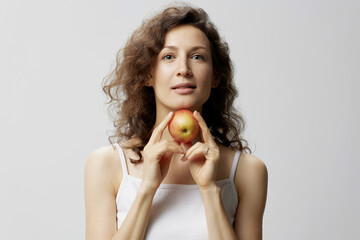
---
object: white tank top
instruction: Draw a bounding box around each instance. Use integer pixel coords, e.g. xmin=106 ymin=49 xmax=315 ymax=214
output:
xmin=114 ymin=143 xmax=240 ymax=240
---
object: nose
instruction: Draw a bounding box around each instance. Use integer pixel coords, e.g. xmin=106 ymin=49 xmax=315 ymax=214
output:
xmin=176 ymin=58 xmax=192 ymax=77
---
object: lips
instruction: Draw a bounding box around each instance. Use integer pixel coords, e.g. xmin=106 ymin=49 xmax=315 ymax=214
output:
xmin=171 ymin=83 xmax=196 ymax=89
xmin=171 ymin=83 xmax=196 ymax=94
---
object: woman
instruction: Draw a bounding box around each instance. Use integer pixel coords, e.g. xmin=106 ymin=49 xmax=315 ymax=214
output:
xmin=85 ymin=4 xmax=268 ymax=240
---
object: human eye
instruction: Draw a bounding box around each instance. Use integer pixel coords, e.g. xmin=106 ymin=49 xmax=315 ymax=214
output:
xmin=191 ymin=54 xmax=205 ymax=60
xmin=162 ymin=54 xmax=175 ymax=60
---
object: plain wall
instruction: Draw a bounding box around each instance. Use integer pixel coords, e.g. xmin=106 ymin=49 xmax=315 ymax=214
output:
xmin=1 ymin=0 xmax=359 ymax=239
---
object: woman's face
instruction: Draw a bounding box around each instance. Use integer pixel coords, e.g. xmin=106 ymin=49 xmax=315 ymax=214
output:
xmin=149 ymin=24 xmax=217 ymax=113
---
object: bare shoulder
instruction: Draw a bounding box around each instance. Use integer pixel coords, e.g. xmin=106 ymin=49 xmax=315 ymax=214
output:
xmin=84 ymin=145 xmax=122 ymax=194
xmin=232 ymin=152 xmax=268 ymax=237
xmin=85 ymin=145 xmax=119 ymax=171
xmin=238 ymin=153 xmax=267 ymax=174
xmin=235 ymin=152 xmax=268 ymax=197
xmin=84 ymin=145 xmax=122 ymax=238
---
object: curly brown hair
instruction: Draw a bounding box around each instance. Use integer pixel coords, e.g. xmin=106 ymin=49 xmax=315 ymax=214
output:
xmin=102 ymin=3 xmax=251 ymax=161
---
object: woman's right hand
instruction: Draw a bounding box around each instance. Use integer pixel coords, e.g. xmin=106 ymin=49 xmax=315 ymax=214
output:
xmin=141 ymin=112 xmax=184 ymax=194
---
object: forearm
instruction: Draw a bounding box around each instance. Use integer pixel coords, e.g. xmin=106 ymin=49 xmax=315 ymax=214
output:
xmin=111 ymin=187 xmax=155 ymax=240
xmin=200 ymin=184 xmax=238 ymax=240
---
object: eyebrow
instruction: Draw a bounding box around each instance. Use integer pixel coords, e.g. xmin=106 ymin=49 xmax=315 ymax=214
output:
xmin=162 ymin=46 xmax=208 ymax=51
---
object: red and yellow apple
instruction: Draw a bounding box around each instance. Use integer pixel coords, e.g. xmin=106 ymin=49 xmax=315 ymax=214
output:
xmin=168 ymin=110 xmax=199 ymax=143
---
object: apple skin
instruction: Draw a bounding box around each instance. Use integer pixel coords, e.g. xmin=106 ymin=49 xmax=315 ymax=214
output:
xmin=168 ymin=110 xmax=200 ymax=143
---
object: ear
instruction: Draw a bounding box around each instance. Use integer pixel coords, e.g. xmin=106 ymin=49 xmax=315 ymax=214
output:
xmin=211 ymin=73 xmax=220 ymax=88
xmin=145 ymin=73 xmax=153 ymax=87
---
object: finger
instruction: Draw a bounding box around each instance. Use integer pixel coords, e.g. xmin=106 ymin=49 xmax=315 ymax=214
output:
xmin=155 ymin=140 xmax=185 ymax=159
xmin=187 ymin=145 xmax=209 ymax=162
xmin=148 ymin=112 xmax=174 ymax=144
xmin=181 ymin=142 xmax=205 ymax=162
xmin=193 ymin=111 xmax=215 ymax=144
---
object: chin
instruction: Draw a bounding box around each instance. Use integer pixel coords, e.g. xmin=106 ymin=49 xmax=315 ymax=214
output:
xmin=171 ymin=103 xmax=197 ymax=111
xmin=175 ymin=98 xmax=206 ymax=109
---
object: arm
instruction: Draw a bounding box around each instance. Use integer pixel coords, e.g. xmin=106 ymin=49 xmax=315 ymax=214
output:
xmin=115 ymin=186 xmax=155 ymax=240
xmin=84 ymin=147 xmax=120 ymax=240
xmin=85 ymin=112 xmax=183 ymax=240
xmin=233 ymin=154 xmax=268 ymax=240
xmin=85 ymin=147 xmax=161 ymax=240
xmin=199 ymin=154 xmax=268 ymax=240
xmin=199 ymin=183 xmax=238 ymax=240
xmin=184 ymin=111 xmax=268 ymax=239
xmin=183 ymin=111 xmax=238 ymax=239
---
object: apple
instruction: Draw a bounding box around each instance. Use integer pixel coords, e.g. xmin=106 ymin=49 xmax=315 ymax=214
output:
xmin=168 ymin=110 xmax=200 ymax=143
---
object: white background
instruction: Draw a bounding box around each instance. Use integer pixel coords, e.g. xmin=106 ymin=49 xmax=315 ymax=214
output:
xmin=1 ymin=0 xmax=359 ymax=239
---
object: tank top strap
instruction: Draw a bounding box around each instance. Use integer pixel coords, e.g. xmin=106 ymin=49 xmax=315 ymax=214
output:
xmin=229 ymin=150 xmax=241 ymax=180
xmin=113 ymin=143 xmax=129 ymax=176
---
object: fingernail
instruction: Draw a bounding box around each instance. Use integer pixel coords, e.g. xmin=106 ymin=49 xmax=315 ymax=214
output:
xmin=181 ymin=154 xmax=186 ymax=161
xmin=193 ymin=111 xmax=199 ymax=118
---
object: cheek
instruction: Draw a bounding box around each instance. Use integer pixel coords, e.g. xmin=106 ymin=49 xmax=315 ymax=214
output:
xmin=196 ymin=65 xmax=214 ymax=85
xmin=153 ymin=64 xmax=173 ymax=83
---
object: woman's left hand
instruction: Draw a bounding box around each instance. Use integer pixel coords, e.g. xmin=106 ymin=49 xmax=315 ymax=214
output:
xmin=182 ymin=111 xmax=220 ymax=190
